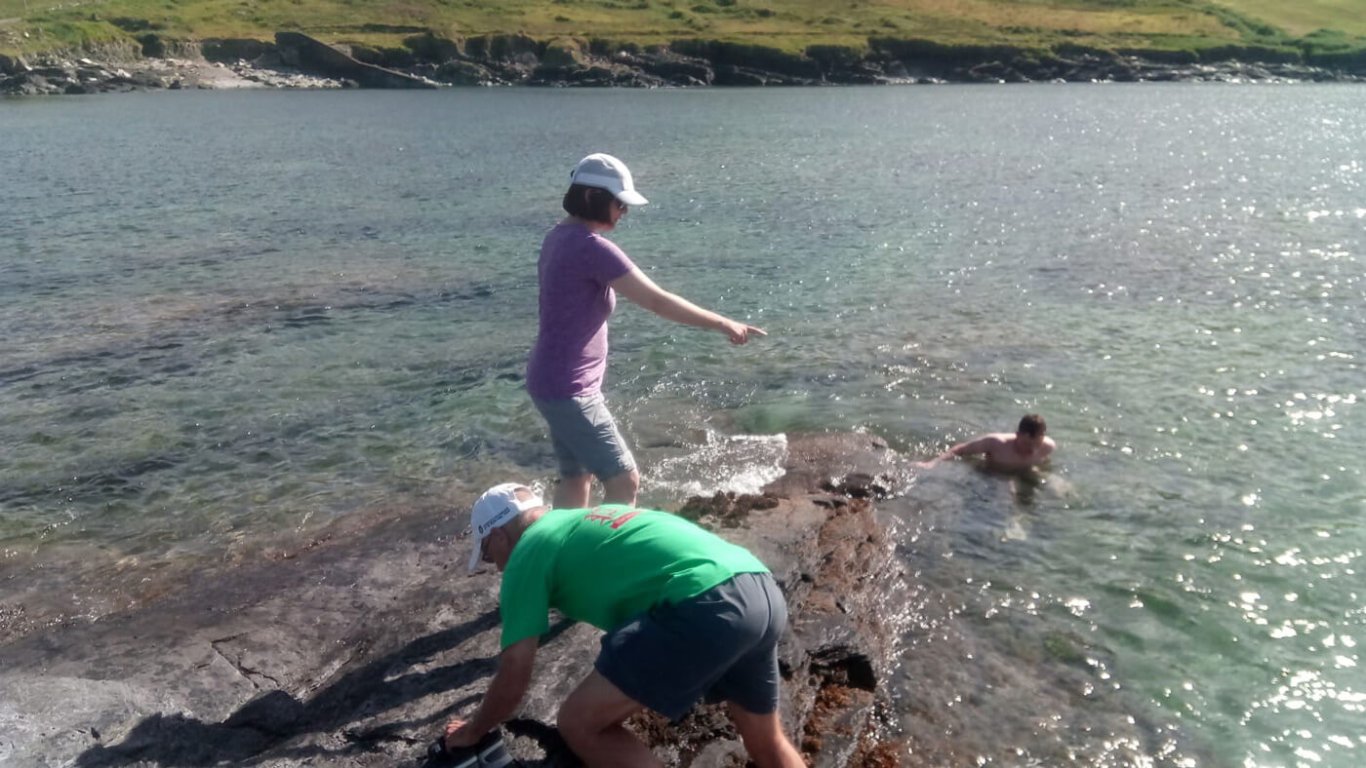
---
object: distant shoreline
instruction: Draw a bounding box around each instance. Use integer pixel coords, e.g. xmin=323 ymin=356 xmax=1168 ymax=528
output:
xmin=5 ymin=32 xmax=1365 ymax=96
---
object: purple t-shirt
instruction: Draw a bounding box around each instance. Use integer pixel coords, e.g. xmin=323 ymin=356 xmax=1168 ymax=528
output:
xmin=526 ymin=221 xmax=636 ymax=399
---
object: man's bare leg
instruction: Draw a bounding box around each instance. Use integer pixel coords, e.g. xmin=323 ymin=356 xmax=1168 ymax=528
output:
xmin=557 ymin=671 xmax=660 ymax=768
xmin=727 ymin=703 xmax=806 ymax=768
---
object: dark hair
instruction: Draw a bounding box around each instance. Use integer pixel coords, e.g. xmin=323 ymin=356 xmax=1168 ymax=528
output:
xmin=1018 ymin=413 xmax=1046 ymax=438
xmin=562 ymin=184 xmax=618 ymax=224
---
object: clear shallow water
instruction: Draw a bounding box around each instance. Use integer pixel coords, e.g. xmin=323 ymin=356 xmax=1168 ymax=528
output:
xmin=2 ymin=85 xmax=1364 ymax=766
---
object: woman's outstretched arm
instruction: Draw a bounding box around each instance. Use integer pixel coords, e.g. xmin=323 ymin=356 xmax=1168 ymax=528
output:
xmin=611 ymin=267 xmax=766 ymax=344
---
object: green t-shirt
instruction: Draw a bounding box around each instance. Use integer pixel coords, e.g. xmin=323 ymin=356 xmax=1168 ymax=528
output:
xmin=498 ymin=506 xmax=769 ymax=649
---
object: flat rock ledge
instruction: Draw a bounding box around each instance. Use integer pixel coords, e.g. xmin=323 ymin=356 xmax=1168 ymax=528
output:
xmin=0 ymin=433 xmax=915 ymax=767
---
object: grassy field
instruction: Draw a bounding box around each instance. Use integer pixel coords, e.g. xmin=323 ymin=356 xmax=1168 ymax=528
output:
xmin=1210 ymin=0 xmax=1366 ymax=37
xmin=2 ymin=0 xmax=1364 ymax=60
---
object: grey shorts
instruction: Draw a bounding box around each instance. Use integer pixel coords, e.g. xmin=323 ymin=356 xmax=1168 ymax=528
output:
xmin=532 ymin=393 xmax=636 ymax=481
xmin=595 ymin=572 xmax=787 ymax=721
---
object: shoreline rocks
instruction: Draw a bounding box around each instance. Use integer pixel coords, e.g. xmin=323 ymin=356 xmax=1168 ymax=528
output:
xmin=4 ymin=31 xmax=1364 ymax=96
xmin=0 ymin=433 xmax=913 ymax=767
xmin=0 ymin=54 xmax=346 ymax=95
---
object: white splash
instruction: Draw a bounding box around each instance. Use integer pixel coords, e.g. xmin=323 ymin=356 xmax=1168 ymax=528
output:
xmin=646 ymin=432 xmax=789 ymax=498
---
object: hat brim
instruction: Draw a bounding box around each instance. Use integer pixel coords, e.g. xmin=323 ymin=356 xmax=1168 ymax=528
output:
xmin=616 ymin=190 xmax=648 ymax=206
xmin=468 ymin=533 xmax=485 ymax=573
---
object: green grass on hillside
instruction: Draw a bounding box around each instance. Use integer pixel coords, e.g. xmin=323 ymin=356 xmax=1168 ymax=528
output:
xmin=2 ymin=0 xmax=1363 ymax=62
xmin=1210 ymin=0 xmax=1366 ymax=37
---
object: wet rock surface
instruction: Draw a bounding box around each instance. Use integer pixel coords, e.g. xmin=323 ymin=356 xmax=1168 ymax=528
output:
xmin=0 ymin=433 xmax=915 ymax=767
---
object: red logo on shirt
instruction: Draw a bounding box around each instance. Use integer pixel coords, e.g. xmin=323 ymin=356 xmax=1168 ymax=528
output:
xmin=583 ymin=508 xmax=640 ymax=529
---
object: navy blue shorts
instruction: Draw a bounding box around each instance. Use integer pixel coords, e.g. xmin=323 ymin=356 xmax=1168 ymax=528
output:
xmin=595 ymin=572 xmax=787 ymax=720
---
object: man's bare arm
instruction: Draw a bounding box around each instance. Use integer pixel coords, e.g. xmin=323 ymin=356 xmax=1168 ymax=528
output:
xmin=917 ymin=435 xmax=995 ymax=468
xmin=944 ymin=435 xmax=997 ymax=459
xmin=446 ymin=636 xmax=539 ymax=746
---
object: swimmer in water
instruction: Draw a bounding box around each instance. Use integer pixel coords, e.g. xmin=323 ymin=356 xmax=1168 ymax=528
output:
xmin=918 ymin=413 xmax=1056 ymax=471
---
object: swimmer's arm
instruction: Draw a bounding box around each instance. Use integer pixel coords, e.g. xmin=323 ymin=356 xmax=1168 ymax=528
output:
xmin=917 ymin=437 xmax=983 ymax=467
xmin=918 ymin=436 xmax=992 ymax=467
xmin=945 ymin=435 xmax=994 ymax=459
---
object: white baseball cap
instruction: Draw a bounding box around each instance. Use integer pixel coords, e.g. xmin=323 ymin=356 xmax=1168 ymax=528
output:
xmin=467 ymin=482 xmax=544 ymax=572
xmin=569 ymin=153 xmax=649 ymax=206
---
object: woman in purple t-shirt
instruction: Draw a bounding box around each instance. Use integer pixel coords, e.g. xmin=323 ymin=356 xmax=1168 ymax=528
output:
xmin=527 ymin=153 xmax=765 ymax=509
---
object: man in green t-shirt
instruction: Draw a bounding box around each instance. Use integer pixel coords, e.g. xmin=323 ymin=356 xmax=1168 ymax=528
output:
xmin=436 ymin=482 xmax=806 ymax=768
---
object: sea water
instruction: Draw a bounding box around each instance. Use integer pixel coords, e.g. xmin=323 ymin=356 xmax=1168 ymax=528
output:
xmin=1 ymin=84 xmax=1363 ymax=766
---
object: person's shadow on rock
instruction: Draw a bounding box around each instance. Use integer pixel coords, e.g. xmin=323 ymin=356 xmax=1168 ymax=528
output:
xmin=72 ymin=613 xmax=579 ymax=767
